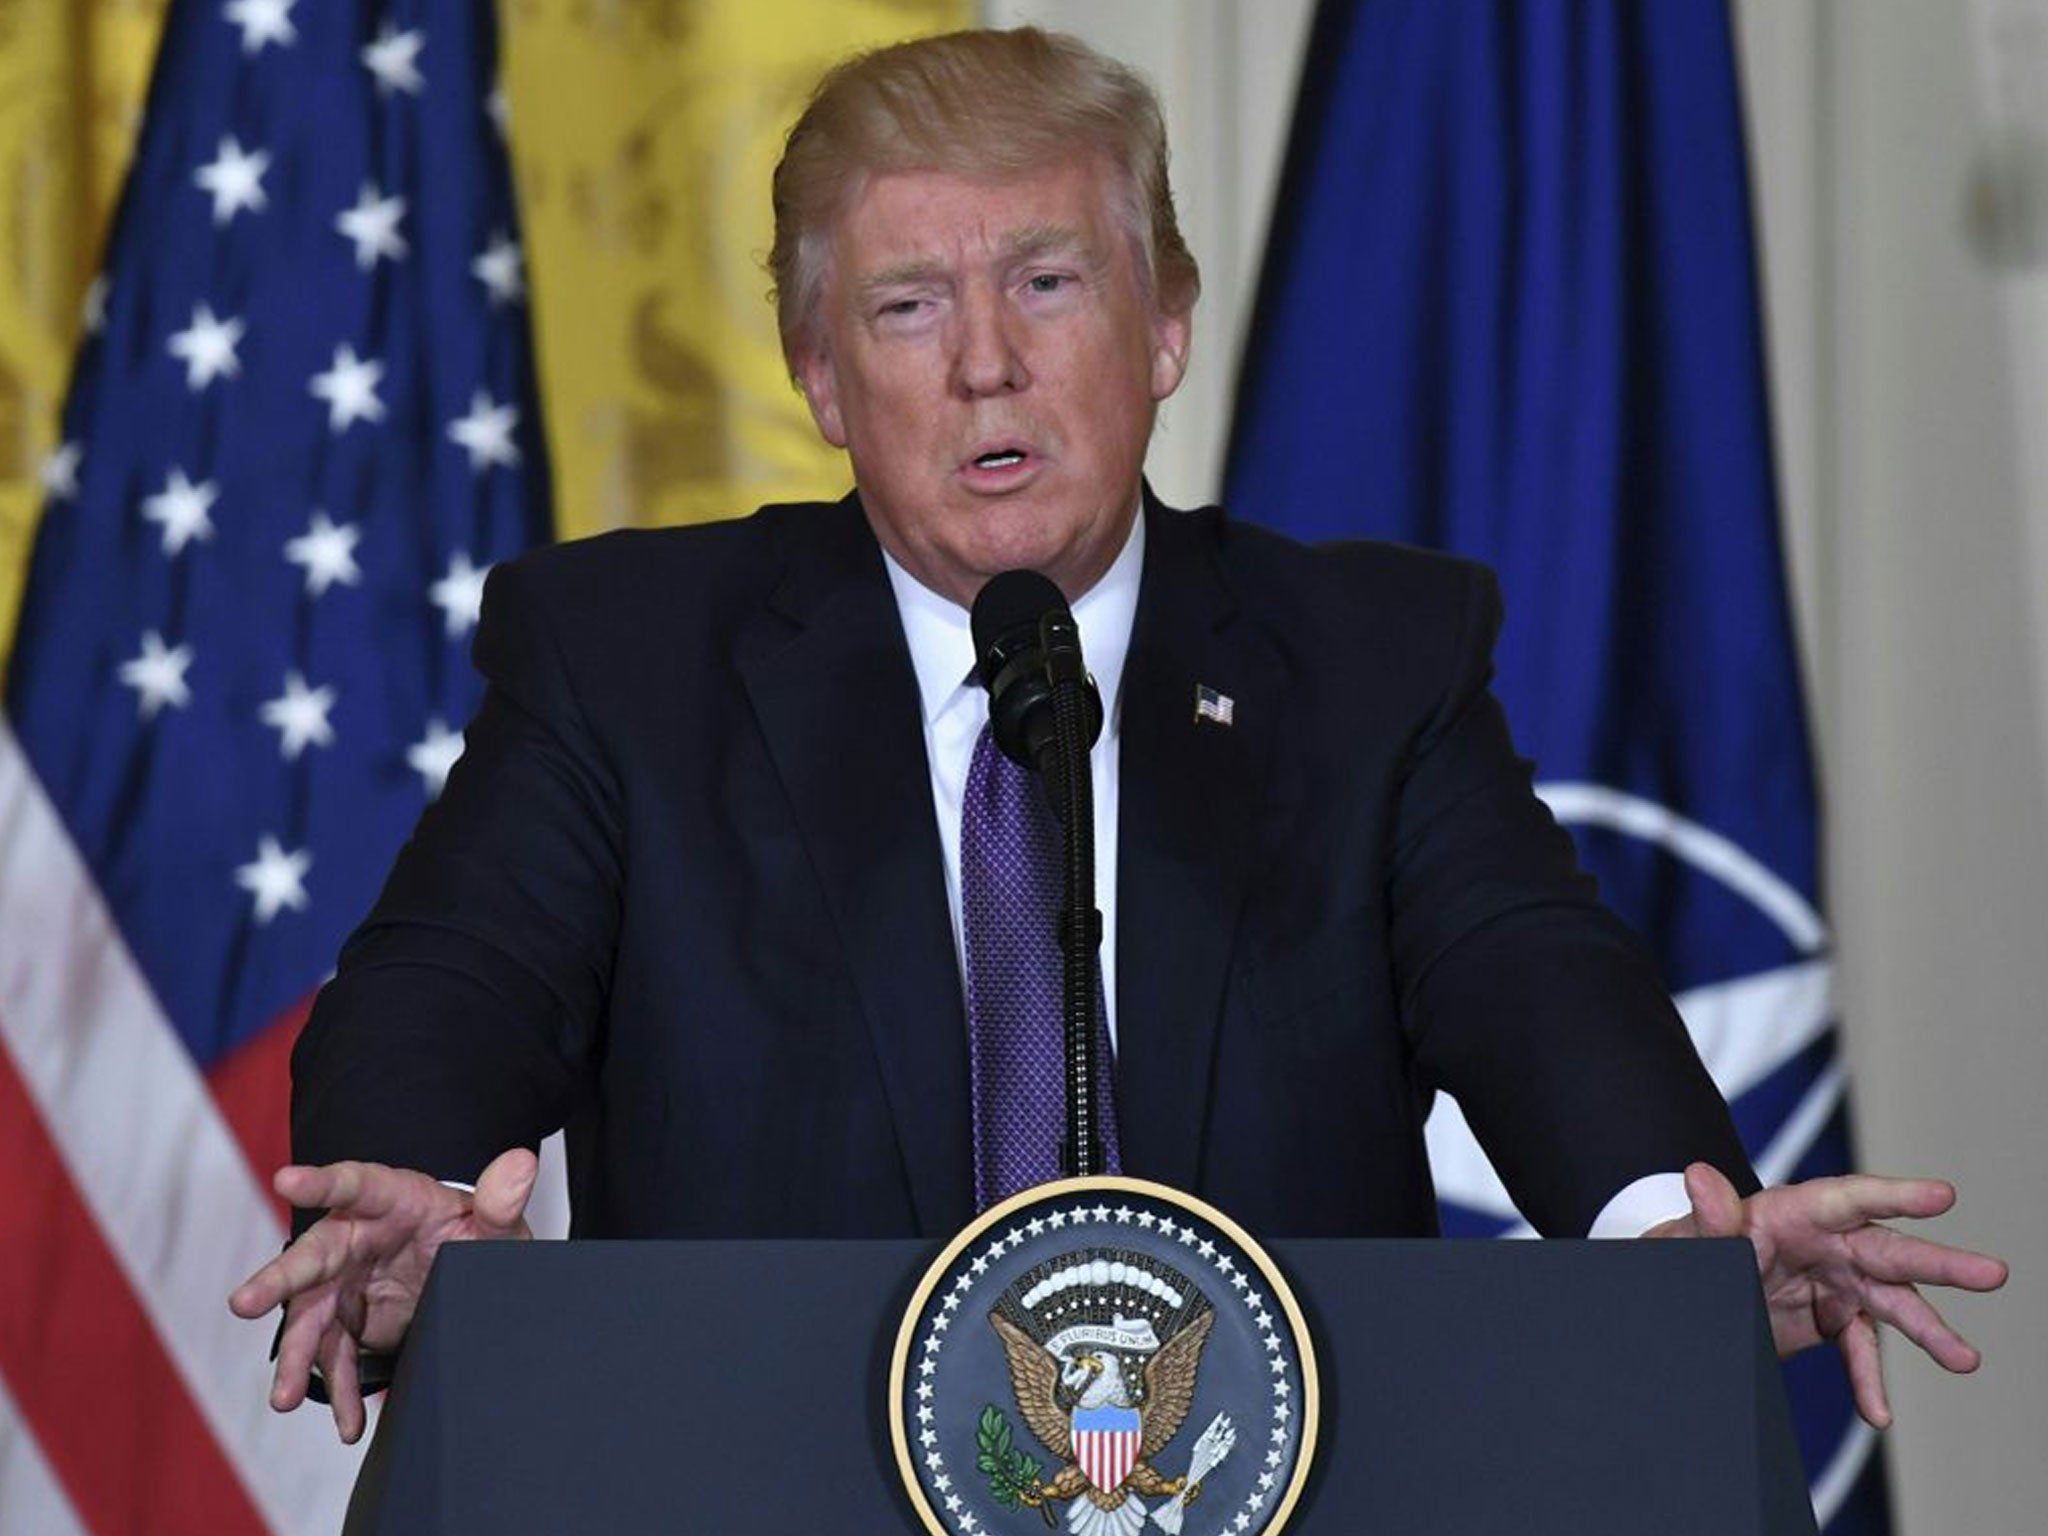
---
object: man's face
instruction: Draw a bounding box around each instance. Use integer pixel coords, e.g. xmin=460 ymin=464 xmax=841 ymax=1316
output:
xmin=795 ymin=156 xmax=1192 ymax=608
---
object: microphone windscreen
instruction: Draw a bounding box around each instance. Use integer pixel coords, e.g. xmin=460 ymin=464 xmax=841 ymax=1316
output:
xmin=970 ymin=569 xmax=1067 ymax=688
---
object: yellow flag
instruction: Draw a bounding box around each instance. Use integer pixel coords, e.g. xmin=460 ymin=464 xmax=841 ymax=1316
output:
xmin=0 ymin=1 xmax=968 ymax=673
xmin=0 ymin=0 xmax=169 ymax=676
xmin=501 ymin=0 xmax=968 ymax=540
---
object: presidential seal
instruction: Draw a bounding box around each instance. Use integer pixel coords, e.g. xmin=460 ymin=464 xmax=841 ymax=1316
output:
xmin=892 ymin=1177 xmax=1317 ymax=1536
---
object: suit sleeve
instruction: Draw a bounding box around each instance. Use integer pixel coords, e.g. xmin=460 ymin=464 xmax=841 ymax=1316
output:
xmin=290 ymin=557 xmax=622 ymax=1188
xmin=1389 ymin=563 xmax=1757 ymax=1237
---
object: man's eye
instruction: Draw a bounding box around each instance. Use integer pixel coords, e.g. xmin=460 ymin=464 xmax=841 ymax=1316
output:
xmin=1026 ymin=273 xmax=1070 ymax=295
xmin=882 ymin=298 xmax=924 ymax=317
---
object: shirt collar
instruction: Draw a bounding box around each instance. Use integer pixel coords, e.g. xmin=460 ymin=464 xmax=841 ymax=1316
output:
xmin=883 ymin=508 xmax=1146 ymax=728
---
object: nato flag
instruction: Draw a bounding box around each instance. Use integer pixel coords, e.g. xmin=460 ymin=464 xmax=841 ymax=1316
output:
xmin=1227 ymin=2 xmax=1885 ymax=1529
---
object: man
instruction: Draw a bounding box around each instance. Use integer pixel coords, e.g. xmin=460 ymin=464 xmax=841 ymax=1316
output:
xmin=230 ymin=27 xmax=2004 ymax=1447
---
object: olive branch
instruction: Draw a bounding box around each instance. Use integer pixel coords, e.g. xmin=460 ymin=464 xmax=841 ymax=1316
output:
xmin=975 ymin=1404 xmax=1046 ymax=1515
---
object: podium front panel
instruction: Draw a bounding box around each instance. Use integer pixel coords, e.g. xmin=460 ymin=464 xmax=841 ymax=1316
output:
xmin=345 ymin=1237 xmax=1813 ymax=1536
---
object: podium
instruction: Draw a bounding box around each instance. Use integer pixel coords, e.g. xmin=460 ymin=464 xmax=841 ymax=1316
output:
xmin=344 ymin=1237 xmax=1818 ymax=1536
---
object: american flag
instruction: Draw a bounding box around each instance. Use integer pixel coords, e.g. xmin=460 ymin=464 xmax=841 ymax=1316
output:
xmin=0 ymin=2 xmax=550 ymax=1531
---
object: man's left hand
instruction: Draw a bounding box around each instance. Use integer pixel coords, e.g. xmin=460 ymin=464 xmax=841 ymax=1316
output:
xmin=1645 ymin=1163 xmax=2008 ymax=1428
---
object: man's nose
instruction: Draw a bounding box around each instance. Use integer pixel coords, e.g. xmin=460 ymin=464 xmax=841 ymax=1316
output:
xmin=951 ymin=286 xmax=1028 ymax=397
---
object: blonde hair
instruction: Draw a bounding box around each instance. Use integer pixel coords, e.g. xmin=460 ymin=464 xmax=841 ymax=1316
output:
xmin=770 ymin=27 xmax=1201 ymax=368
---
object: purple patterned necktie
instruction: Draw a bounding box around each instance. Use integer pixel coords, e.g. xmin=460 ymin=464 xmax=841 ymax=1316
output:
xmin=963 ymin=720 xmax=1121 ymax=1209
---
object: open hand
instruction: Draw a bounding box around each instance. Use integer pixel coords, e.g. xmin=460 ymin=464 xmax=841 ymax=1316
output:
xmin=227 ymin=1148 xmax=538 ymax=1442
xmin=1646 ymin=1162 xmax=2008 ymax=1428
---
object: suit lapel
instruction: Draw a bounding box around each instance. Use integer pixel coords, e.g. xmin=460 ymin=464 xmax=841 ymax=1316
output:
xmin=1116 ymin=501 xmax=1287 ymax=1193
xmin=734 ymin=499 xmax=973 ymax=1234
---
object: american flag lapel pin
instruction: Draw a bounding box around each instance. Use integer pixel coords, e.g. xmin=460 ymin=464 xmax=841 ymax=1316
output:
xmin=1193 ymin=683 xmax=1235 ymax=727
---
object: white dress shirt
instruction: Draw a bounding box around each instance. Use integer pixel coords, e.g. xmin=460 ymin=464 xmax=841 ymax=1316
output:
xmin=884 ymin=510 xmax=1143 ymax=1053
xmin=879 ymin=511 xmax=1687 ymax=1238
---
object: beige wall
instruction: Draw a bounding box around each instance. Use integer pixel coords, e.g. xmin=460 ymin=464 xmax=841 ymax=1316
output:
xmin=1738 ymin=3 xmax=2048 ymax=1530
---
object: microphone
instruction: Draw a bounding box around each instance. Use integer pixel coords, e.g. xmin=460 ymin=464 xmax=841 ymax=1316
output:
xmin=969 ymin=569 xmax=1108 ymax=1180
xmin=969 ymin=570 xmax=1103 ymax=812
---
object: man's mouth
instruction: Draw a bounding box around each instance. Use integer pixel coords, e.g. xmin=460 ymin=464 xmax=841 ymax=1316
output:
xmin=959 ymin=440 xmax=1042 ymax=490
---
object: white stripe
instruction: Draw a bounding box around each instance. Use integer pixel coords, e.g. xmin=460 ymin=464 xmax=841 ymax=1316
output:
xmin=1536 ymin=782 xmax=1829 ymax=951
xmin=0 ymin=1371 xmax=91 ymax=1536
xmin=1751 ymin=1061 xmax=1848 ymax=1188
xmin=1811 ymin=1418 xmax=1879 ymax=1527
xmin=0 ymin=722 xmax=365 ymax=1534
xmin=1674 ymin=959 xmax=1835 ymax=1103
xmin=1422 ymin=1089 xmax=1522 ymax=1222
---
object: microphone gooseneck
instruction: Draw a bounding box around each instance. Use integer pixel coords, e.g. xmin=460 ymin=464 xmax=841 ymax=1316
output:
xmin=969 ymin=571 xmax=1107 ymax=1180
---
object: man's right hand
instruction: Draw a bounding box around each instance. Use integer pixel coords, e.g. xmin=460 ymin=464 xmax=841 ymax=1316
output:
xmin=227 ymin=1147 xmax=538 ymax=1443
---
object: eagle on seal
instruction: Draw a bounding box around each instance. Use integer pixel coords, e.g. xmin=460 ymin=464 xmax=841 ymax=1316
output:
xmin=990 ymin=1307 xmax=1216 ymax=1534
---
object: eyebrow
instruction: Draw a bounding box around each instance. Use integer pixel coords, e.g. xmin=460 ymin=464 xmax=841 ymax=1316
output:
xmin=857 ymin=258 xmax=950 ymax=298
xmin=1001 ymin=223 xmax=1094 ymax=265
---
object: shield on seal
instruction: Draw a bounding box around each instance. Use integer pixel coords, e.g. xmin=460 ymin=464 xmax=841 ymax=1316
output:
xmin=1073 ymin=1405 xmax=1143 ymax=1495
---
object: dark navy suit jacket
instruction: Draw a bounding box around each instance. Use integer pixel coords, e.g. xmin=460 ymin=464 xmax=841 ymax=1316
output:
xmin=291 ymin=495 xmax=1752 ymax=1240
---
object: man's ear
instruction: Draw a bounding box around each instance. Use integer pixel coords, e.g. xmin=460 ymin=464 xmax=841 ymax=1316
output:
xmin=1149 ymin=307 xmax=1192 ymax=403
xmin=794 ymin=345 xmax=849 ymax=449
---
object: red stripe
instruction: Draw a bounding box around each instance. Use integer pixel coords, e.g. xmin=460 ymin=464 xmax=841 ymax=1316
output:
xmin=207 ymin=997 xmax=312 ymax=1229
xmin=0 ymin=1045 xmax=272 ymax=1536
xmin=1077 ymin=1429 xmax=1136 ymax=1492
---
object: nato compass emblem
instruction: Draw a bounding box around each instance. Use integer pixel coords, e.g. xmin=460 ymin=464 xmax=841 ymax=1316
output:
xmin=892 ymin=1177 xmax=1317 ymax=1536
